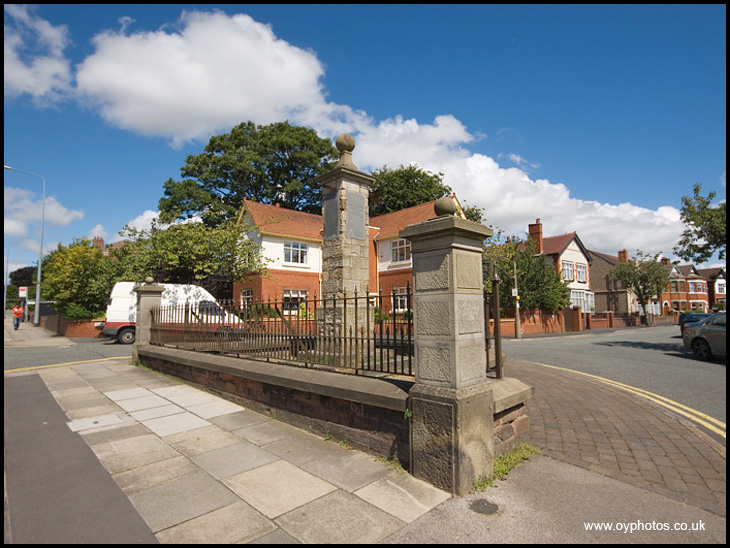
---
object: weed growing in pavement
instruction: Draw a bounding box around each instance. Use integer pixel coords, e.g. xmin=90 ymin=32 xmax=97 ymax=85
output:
xmin=471 ymin=443 xmax=540 ymax=493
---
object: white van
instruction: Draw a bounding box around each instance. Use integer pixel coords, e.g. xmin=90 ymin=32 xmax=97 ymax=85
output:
xmin=101 ymin=282 xmax=238 ymax=344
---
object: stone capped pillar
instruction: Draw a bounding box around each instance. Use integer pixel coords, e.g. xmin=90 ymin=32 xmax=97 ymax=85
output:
xmin=318 ymin=134 xmax=375 ymax=297
xmin=133 ymin=278 xmax=165 ymax=364
xmin=400 ymin=198 xmax=495 ymax=495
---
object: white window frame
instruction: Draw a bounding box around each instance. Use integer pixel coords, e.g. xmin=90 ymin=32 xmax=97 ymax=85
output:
xmin=284 ymin=241 xmax=308 ymax=265
xmin=391 ymin=239 xmax=411 ymax=264
xmin=392 ymin=286 xmax=410 ymax=313
xmin=282 ymin=289 xmax=308 ymax=316
xmin=562 ymin=261 xmax=574 ymax=281
xmin=576 ymin=263 xmax=587 ymax=283
xmin=240 ymin=289 xmax=253 ymax=309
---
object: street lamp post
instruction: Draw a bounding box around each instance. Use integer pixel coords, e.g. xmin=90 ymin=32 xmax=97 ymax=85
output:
xmin=4 ymin=165 xmax=46 ymax=327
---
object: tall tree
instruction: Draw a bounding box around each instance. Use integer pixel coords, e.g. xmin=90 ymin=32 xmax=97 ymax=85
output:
xmin=9 ymin=266 xmax=36 ymax=288
xmin=158 ymin=121 xmax=339 ymax=225
xmin=42 ymin=238 xmax=123 ymax=317
xmin=484 ymin=238 xmax=570 ymax=313
xmin=369 ymin=165 xmax=452 ymax=217
xmin=674 ymin=183 xmax=726 ymax=262
xmin=114 ymin=220 xmax=266 ymax=294
xmin=611 ymin=251 xmax=670 ymax=325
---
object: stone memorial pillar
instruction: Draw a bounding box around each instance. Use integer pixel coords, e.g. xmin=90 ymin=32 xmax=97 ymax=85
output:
xmin=132 ymin=278 xmax=165 ymax=364
xmin=400 ymin=198 xmax=495 ymax=495
xmin=317 ymin=135 xmax=375 ymax=349
xmin=318 ymin=134 xmax=374 ymax=297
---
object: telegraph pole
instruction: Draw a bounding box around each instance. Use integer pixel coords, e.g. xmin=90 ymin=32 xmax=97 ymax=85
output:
xmin=513 ymin=261 xmax=522 ymax=339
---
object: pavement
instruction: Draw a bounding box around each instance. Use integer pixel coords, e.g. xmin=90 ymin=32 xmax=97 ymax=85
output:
xmin=4 ymin=317 xmax=726 ymax=543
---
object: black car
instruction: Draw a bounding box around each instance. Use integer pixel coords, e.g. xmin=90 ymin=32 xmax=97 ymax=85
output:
xmin=678 ymin=312 xmax=713 ymax=335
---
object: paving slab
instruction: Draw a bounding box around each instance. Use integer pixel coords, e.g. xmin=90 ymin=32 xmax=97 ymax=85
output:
xmin=190 ymin=440 xmax=280 ymax=480
xmin=140 ymin=411 xmax=211 ymax=436
xmin=224 ymin=460 xmax=338 ymax=519
xmin=155 ymin=500 xmax=276 ymax=544
xmin=112 ymin=455 xmax=200 ymax=494
xmin=276 ymin=489 xmax=406 ymax=544
xmin=163 ymin=424 xmax=244 ymax=457
xmin=354 ymin=470 xmax=452 ymax=523
xmin=128 ymin=471 xmax=240 ymax=533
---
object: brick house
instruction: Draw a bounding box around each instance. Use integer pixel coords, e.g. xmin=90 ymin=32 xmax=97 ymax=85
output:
xmin=589 ymin=249 xmax=635 ymax=314
xmin=233 ymin=197 xmax=467 ymax=308
xmin=696 ymin=267 xmax=726 ymax=311
xmin=660 ymin=261 xmax=710 ymax=313
xmin=527 ymin=219 xmax=594 ymax=311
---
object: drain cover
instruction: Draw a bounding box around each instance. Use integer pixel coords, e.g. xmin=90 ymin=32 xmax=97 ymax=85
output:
xmin=470 ymin=499 xmax=499 ymax=515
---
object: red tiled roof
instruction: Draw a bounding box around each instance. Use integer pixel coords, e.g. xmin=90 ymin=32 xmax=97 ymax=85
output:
xmin=541 ymin=233 xmax=577 ymax=256
xmin=369 ymin=200 xmax=440 ymax=240
xmin=242 ymin=199 xmax=323 ymax=242
xmin=241 ymin=198 xmax=454 ymax=243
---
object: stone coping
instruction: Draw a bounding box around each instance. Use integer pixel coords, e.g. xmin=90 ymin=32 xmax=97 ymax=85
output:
xmin=490 ymin=377 xmax=535 ymax=414
xmin=138 ymin=346 xmax=532 ymax=416
xmin=138 ymin=346 xmax=409 ymax=412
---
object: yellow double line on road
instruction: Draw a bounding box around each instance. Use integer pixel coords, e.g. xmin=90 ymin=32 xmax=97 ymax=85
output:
xmin=532 ymin=362 xmax=726 ymax=439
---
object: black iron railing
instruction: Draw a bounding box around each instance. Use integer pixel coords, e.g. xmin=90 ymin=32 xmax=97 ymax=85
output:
xmin=150 ymin=287 xmax=414 ymax=376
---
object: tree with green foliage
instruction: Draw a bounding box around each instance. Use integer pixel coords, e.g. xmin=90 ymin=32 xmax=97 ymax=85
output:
xmin=9 ymin=266 xmax=36 ymax=288
xmin=674 ymin=183 xmax=726 ymax=262
xmin=42 ymin=238 xmax=123 ymax=318
xmin=484 ymin=238 xmax=570 ymax=314
xmin=158 ymin=121 xmax=339 ymax=226
xmin=369 ymin=164 xmax=452 ymax=217
xmin=611 ymin=250 xmax=670 ymax=325
xmin=114 ymin=219 xmax=266 ymax=293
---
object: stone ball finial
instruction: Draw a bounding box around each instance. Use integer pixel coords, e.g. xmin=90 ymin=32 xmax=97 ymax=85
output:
xmin=434 ymin=196 xmax=457 ymax=217
xmin=335 ymin=133 xmax=355 ymax=154
xmin=144 ymin=276 xmax=155 ymax=285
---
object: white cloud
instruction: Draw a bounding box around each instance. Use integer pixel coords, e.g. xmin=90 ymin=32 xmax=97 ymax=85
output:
xmin=110 ymin=210 xmax=160 ymax=242
xmin=3 ymin=4 xmax=73 ymax=105
xmin=4 ymin=186 xmax=83 ymax=237
xmin=87 ymin=224 xmax=108 ymax=239
xmin=75 ymin=10 xmax=329 ymax=146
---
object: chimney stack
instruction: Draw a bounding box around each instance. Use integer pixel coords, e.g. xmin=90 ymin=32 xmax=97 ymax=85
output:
xmin=92 ymin=237 xmax=104 ymax=249
xmin=618 ymin=250 xmax=628 ymax=263
xmin=528 ymin=218 xmax=543 ymax=254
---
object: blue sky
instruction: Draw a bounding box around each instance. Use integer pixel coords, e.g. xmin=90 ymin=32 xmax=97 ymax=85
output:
xmin=4 ymin=4 xmax=726 ymax=276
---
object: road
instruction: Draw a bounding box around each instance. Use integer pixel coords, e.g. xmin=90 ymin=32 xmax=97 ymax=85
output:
xmin=3 ymin=337 xmax=133 ymax=371
xmin=502 ymin=325 xmax=726 ymax=425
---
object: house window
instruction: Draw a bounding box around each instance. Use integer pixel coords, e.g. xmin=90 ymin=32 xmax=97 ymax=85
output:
xmin=718 ymin=283 xmax=726 ymax=295
xmin=240 ymin=289 xmax=253 ymax=309
xmin=570 ymin=290 xmax=595 ymax=312
xmin=688 ymin=281 xmax=705 ymax=293
xmin=284 ymin=242 xmax=308 ymax=264
xmin=391 ymin=239 xmax=411 ymax=263
xmin=282 ymin=289 xmax=308 ymax=315
xmin=562 ymin=261 xmax=574 ymax=281
xmin=392 ymin=286 xmax=410 ymax=313
xmin=576 ymin=263 xmax=587 ymax=283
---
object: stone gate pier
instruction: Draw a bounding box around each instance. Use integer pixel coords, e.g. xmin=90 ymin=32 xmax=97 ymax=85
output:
xmin=401 ymin=199 xmax=495 ymax=495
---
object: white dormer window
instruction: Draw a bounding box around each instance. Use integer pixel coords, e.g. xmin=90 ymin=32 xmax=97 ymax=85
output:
xmin=284 ymin=242 xmax=308 ymax=264
xmin=391 ymin=239 xmax=411 ymax=263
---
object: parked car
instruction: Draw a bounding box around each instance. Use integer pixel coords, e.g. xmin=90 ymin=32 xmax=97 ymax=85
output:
xmin=678 ymin=312 xmax=714 ymax=336
xmin=682 ymin=313 xmax=726 ymax=361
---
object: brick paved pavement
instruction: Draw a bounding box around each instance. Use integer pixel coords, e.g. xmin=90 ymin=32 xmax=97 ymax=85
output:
xmin=509 ymin=359 xmax=726 ymax=516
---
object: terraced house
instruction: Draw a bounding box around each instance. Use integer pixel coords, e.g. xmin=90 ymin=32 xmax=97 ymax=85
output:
xmin=661 ymin=261 xmax=710 ymax=313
